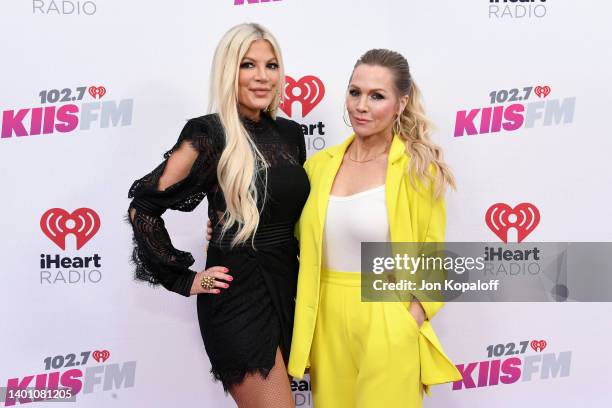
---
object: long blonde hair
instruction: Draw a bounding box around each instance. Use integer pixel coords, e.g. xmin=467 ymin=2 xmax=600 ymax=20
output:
xmin=208 ymin=23 xmax=285 ymax=247
xmin=354 ymin=49 xmax=456 ymax=198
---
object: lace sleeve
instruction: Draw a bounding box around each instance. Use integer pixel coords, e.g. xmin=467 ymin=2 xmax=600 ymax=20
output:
xmin=126 ymin=117 xmax=221 ymax=296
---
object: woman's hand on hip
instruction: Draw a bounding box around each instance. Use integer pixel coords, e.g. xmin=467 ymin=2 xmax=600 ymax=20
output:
xmin=190 ymin=266 xmax=232 ymax=295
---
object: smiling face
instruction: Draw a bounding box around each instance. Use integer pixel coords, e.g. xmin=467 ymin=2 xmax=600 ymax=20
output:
xmin=346 ymin=64 xmax=408 ymax=139
xmin=237 ymin=39 xmax=280 ymax=121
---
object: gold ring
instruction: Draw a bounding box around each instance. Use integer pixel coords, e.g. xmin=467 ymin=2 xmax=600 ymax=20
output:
xmin=200 ymin=275 xmax=216 ymax=290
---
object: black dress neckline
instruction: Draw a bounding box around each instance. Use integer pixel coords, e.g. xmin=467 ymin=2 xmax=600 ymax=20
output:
xmin=240 ymin=111 xmax=273 ymax=134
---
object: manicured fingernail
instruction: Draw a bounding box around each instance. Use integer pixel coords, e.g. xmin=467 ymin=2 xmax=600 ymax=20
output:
xmin=228 ymin=276 xmax=233 ymax=281
xmin=215 ymin=289 xmax=220 ymax=294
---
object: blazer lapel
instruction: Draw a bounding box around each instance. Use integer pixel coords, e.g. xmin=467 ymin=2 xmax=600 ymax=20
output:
xmin=386 ymin=135 xmax=406 ymax=241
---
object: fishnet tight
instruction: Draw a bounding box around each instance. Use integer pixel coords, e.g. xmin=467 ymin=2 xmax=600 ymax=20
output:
xmin=228 ymin=348 xmax=295 ymax=408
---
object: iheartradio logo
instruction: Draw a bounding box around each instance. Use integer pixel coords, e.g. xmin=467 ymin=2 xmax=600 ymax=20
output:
xmin=485 ymin=203 xmax=540 ymax=243
xmin=534 ymin=85 xmax=551 ymax=98
xmin=40 ymin=208 xmax=101 ymax=250
xmin=280 ymin=75 xmax=325 ymax=117
xmin=531 ymin=340 xmax=547 ymax=352
xmin=88 ymin=85 xmax=106 ymax=99
xmin=93 ymin=350 xmax=111 ymax=363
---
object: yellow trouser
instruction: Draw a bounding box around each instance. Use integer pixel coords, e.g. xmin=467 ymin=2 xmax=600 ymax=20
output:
xmin=310 ymin=269 xmax=424 ymax=408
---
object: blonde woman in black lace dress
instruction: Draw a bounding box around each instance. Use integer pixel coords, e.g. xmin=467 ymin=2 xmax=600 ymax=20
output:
xmin=127 ymin=23 xmax=309 ymax=408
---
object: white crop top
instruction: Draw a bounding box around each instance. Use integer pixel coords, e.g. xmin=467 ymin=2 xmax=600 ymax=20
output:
xmin=322 ymin=184 xmax=390 ymax=273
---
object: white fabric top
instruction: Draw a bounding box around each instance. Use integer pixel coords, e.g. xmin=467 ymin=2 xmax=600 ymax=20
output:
xmin=322 ymin=184 xmax=390 ymax=273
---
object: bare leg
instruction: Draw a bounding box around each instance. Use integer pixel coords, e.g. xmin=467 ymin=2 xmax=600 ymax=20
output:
xmin=228 ymin=348 xmax=295 ymax=408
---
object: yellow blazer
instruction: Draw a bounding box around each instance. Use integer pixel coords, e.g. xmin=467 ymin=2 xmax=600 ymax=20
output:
xmin=288 ymin=134 xmax=462 ymax=393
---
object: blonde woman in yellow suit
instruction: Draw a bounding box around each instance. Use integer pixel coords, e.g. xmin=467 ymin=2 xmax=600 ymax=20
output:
xmin=288 ymin=49 xmax=463 ymax=407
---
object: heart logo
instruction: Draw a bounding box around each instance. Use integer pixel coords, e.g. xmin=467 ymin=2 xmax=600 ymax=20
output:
xmin=280 ymin=75 xmax=325 ymax=117
xmin=534 ymin=85 xmax=551 ymax=98
xmin=40 ymin=208 xmax=101 ymax=250
xmin=88 ymin=86 xmax=107 ymax=99
xmin=485 ymin=203 xmax=540 ymax=243
xmin=530 ymin=340 xmax=547 ymax=352
xmin=92 ymin=350 xmax=111 ymax=363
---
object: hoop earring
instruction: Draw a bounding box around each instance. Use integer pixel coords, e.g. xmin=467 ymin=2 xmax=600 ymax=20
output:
xmin=343 ymin=109 xmax=352 ymax=127
xmin=393 ymin=112 xmax=401 ymax=135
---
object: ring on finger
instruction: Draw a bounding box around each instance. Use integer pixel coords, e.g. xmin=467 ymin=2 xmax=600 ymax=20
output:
xmin=200 ymin=275 xmax=216 ymax=290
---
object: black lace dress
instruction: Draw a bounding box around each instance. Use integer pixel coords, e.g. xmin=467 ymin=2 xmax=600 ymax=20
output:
xmin=127 ymin=112 xmax=310 ymax=390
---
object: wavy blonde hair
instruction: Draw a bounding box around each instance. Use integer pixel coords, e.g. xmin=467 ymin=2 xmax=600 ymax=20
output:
xmin=354 ymin=49 xmax=456 ymax=198
xmin=209 ymin=23 xmax=285 ymax=246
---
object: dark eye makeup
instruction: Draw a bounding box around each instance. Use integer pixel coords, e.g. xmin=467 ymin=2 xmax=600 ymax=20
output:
xmin=348 ymin=88 xmax=385 ymax=100
xmin=240 ymin=60 xmax=279 ymax=69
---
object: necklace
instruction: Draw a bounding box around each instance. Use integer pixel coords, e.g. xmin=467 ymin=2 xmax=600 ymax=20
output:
xmin=347 ymin=140 xmax=391 ymax=163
